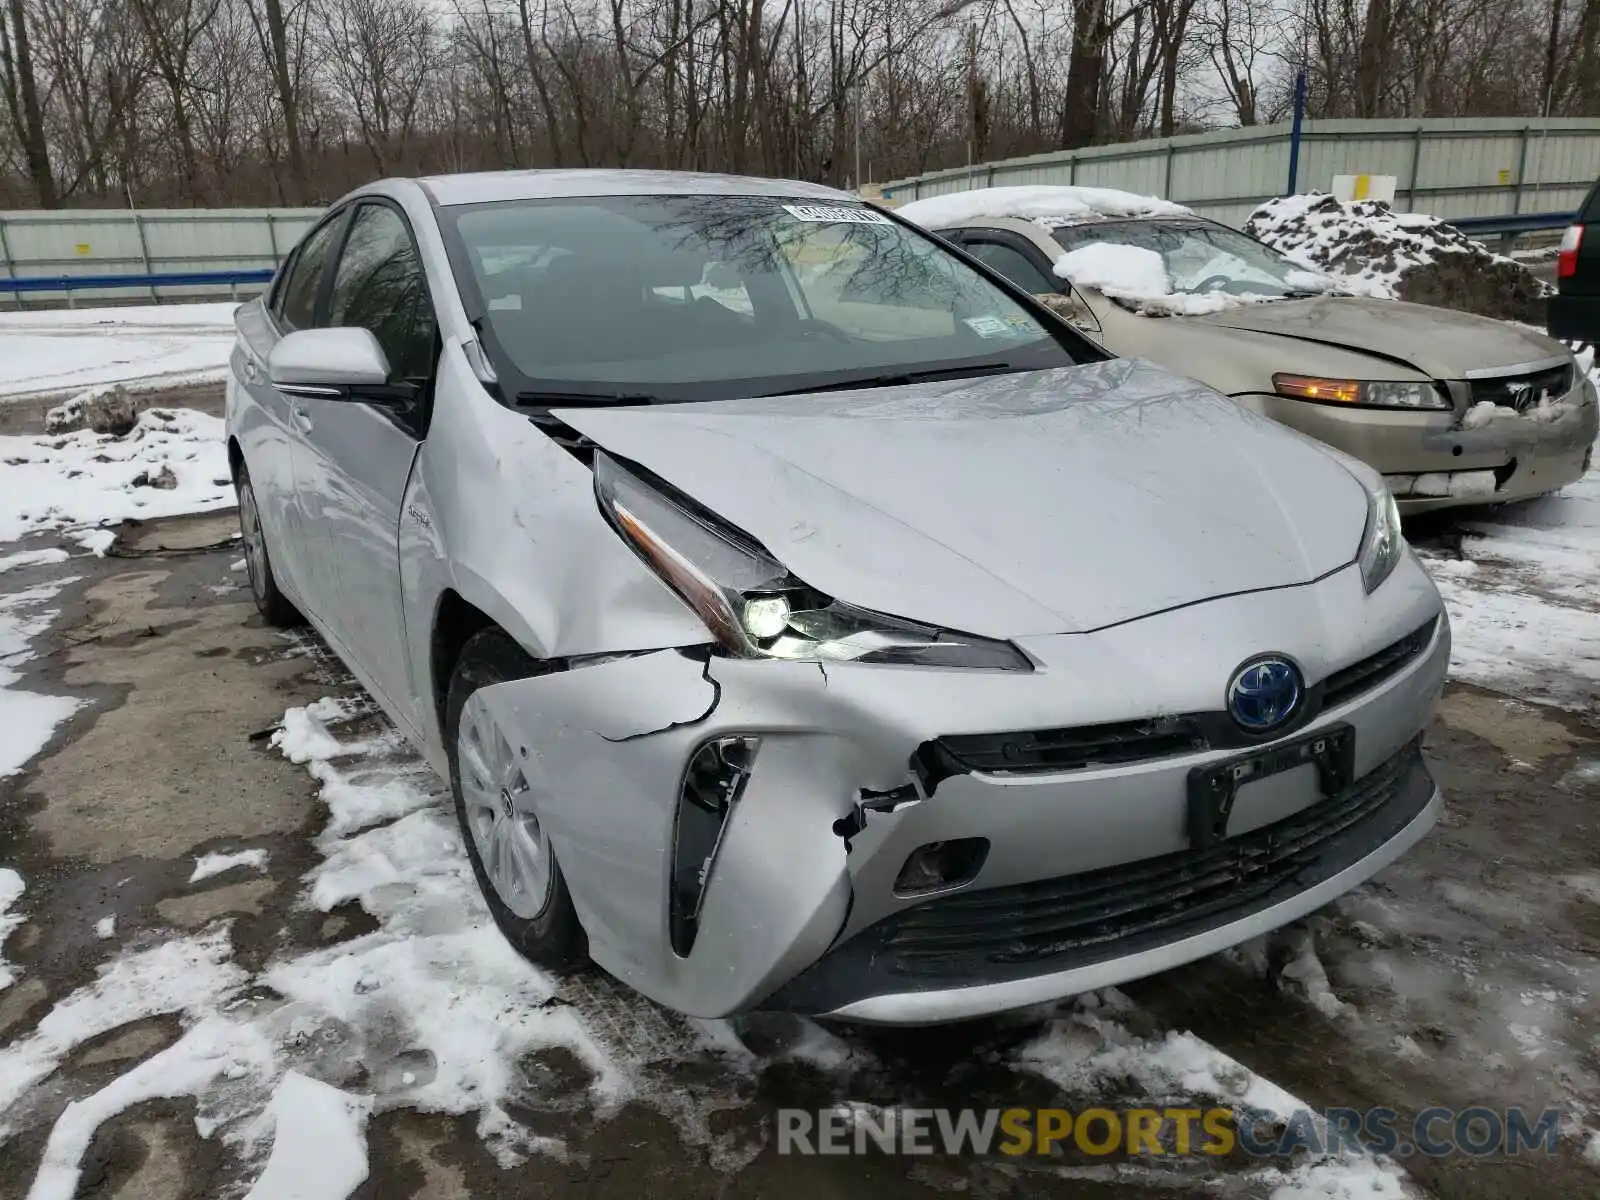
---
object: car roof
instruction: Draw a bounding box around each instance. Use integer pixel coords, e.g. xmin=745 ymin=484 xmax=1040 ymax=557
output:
xmin=929 ymin=213 xmax=1207 ymax=233
xmin=413 ymin=168 xmax=851 ymax=207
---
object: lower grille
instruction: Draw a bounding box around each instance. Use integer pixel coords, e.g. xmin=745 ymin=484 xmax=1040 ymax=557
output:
xmin=1468 ymin=363 xmax=1573 ymax=411
xmin=1322 ymin=617 xmax=1438 ymax=711
xmin=885 ymin=741 xmax=1424 ymax=978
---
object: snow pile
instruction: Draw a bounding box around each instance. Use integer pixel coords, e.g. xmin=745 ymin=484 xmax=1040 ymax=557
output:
xmin=1053 ymin=242 xmax=1234 ymax=316
xmin=0 ymin=303 xmax=237 ymax=401
xmin=0 ymin=407 xmax=232 ymax=548
xmin=1244 ymin=192 xmax=1550 ymax=323
xmin=897 ymin=184 xmax=1191 ymax=230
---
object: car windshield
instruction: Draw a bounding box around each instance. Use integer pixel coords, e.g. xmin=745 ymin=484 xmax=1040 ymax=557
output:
xmin=438 ymin=194 xmax=1083 ymax=402
xmin=1051 ymin=219 xmax=1327 ymax=299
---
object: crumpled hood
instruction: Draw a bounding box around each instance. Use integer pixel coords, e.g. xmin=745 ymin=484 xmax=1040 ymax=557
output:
xmin=555 ymin=360 xmax=1369 ymax=638
xmin=1195 ymin=295 xmax=1568 ymax=380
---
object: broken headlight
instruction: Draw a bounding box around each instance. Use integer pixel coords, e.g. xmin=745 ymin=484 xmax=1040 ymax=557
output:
xmin=594 ymin=452 xmax=1032 ymax=671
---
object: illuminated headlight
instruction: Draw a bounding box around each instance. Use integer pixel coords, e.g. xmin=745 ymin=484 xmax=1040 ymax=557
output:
xmin=595 ymin=452 xmax=1032 ymax=671
xmin=1274 ymin=374 xmax=1450 ymax=410
xmin=1358 ymin=481 xmax=1405 ymax=593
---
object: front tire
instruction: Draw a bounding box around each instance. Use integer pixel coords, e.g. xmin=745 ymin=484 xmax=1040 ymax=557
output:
xmin=446 ymin=628 xmax=586 ymax=969
xmin=236 ymin=463 xmax=302 ymax=627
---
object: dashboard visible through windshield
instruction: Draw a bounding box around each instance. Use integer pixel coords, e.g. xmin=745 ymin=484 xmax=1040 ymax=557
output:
xmin=436 ymin=194 xmax=1090 ymax=404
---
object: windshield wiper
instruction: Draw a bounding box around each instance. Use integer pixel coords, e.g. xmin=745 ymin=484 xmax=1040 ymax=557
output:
xmin=763 ymin=361 xmax=1023 ymax=397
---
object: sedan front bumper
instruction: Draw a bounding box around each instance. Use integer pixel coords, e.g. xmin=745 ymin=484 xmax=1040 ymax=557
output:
xmin=1244 ymin=376 xmax=1598 ymax=513
xmin=474 ymin=557 xmax=1448 ymax=1023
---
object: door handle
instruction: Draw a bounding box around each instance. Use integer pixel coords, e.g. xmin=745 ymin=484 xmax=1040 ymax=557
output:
xmin=290 ymin=403 xmax=313 ymax=431
xmin=242 ymin=357 xmax=263 ymax=385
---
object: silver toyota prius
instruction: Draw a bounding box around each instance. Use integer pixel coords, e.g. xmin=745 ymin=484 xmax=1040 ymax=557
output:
xmin=226 ymin=169 xmax=1450 ymax=1025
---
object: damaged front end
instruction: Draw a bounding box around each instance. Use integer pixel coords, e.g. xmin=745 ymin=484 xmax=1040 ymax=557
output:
xmin=1389 ymin=361 xmax=1599 ymax=506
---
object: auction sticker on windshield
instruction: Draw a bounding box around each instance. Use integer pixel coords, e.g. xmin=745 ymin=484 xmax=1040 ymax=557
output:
xmin=783 ymin=203 xmax=891 ymax=224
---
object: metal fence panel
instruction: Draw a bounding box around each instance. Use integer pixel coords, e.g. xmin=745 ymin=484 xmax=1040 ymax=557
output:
xmin=0 ymin=207 xmax=323 ymax=304
xmin=880 ymin=117 xmax=1600 ymax=228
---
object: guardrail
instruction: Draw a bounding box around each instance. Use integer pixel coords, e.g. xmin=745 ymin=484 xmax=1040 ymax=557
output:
xmin=1445 ymin=210 xmax=1575 ymax=252
xmin=2 ymin=267 xmax=274 ymax=307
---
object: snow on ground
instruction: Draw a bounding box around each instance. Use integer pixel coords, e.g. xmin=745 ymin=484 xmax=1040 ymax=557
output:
xmin=0 ymin=408 xmax=232 ymax=548
xmin=0 ymin=303 xmax=237 ymax=401
xmin=240 ymin=1073 xmax=372 ymax=1200
xmin=189 ymin=848 xmax=271 ymax=883
xmin=0 ymin=869 xmax=25 ymax=990
xmin=0 ymin=576 xmax=80 ymax=778
xmin=3 ymin=691 xmax=1419 ymax=1195
xmin=896 ymin=185 xmax=1191 ymax=229
xmin=1412 ymin=353 xmax=1600 ymax=709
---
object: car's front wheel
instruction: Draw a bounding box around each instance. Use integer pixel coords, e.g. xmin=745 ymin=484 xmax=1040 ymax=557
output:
xmin=236 ymin=463 xmax=302 ymax=627
xmin=446 ymin=628 xmax=586 ymax=969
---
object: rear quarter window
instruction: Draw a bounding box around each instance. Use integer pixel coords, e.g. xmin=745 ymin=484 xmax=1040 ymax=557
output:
xmin=1582 ymin=180 xmax=1600 ymax=223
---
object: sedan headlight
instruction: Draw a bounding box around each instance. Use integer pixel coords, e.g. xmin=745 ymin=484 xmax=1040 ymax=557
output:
xmin=1358 ymin=479 xmax=1405 ymax=593
xmin=1274 ymin=374 xmax=1450 ymax=410
xmin=594 ymin=452 xmax=1032 ymax=670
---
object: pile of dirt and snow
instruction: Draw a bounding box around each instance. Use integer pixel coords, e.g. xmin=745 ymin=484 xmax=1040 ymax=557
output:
xmin=896 ymin=184 xmax=1191 ymax=229
xmin=1244 ymin=192 xmax=1550 ymax=323
xmin=0 ymin=406 xmax=232 ymax=552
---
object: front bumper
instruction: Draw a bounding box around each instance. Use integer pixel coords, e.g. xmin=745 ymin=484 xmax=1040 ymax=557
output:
xmin=1242 ymin=378 xmax=1598 ymax=513
xmin=475 ymin=557 xmax=1448 ymax=1023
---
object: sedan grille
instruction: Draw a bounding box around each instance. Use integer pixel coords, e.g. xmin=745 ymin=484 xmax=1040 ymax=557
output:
xmin=1468 ymin=363 xmax=1573 ymax=412
xmin=879 ymin=740 xmax=1426 ymax=980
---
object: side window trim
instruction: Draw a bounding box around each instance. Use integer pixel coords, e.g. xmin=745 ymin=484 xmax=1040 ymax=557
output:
xmin=268 ymin=206 xmax=352 ymax=335
xmin=339 ymin=196 xmax=438 ymax=321
xmin=311 ymin=206 xmax=358 ymax=329
xmin=328 ymin=198 xmax=440 ymax=376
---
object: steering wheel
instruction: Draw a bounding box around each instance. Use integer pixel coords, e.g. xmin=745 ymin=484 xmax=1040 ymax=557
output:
xmin=796 ymin=318 xmax=851 ymax=342
xmin=1195 ymin=274 xmax=1234 ymax=293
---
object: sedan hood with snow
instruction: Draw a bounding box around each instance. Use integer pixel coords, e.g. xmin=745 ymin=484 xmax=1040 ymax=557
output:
xmin=554 ymin=360 xmax=1369 ymax=638
xmin=1195 ymin=295 xmax=1567 ymax=380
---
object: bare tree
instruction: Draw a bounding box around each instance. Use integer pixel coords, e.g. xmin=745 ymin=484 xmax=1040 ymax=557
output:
xmin=0 ymin=0 xmax=56 ymax=204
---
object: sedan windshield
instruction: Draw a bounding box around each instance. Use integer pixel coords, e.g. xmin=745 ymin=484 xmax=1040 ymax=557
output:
xmin=1051 ymin=219 xmax=1329 ymax=299
xmin=438 ymin=194 xmax=1085 ymax=402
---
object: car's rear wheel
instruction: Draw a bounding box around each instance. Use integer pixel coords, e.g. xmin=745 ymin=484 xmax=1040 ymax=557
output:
xmin=446 ymin=628 xmax=586 ymax=968
xmin=236 ymin=463 xmax=302 ymax=627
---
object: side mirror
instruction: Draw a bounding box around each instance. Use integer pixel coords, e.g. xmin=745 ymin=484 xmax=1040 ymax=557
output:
xmin=1035 ymin=291 xmax=1101 ymax=334
xmin=268 ymin=328 xmax=391 ymax=398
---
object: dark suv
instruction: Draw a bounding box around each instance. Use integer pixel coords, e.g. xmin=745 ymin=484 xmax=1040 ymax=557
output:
xmin=1549 ymin=179 xmax=1600 ymax=345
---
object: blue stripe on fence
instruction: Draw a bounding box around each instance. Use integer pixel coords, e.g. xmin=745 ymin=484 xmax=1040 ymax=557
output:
xmin=2 ymin=268 xmax=275 ymax=294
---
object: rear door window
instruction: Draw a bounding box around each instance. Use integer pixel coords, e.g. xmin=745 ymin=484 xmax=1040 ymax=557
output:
xmin=1582 ymin=180 xmax=1600 ymax=223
